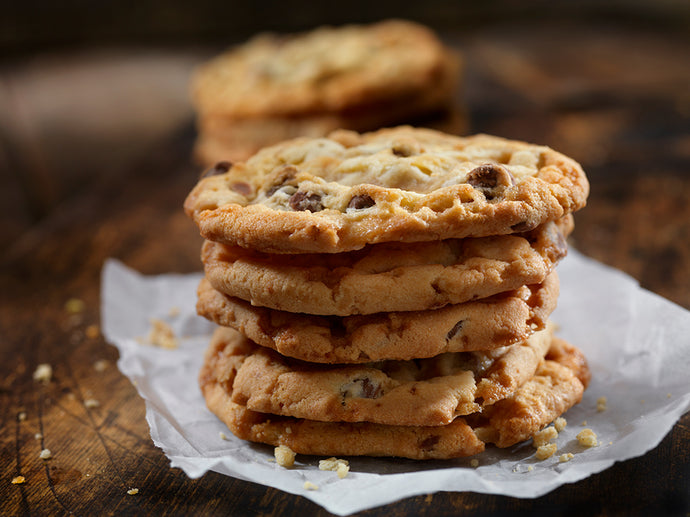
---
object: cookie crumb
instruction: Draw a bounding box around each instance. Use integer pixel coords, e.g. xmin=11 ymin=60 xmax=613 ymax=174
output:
xmin=559 ymin=453 xmax=574 ymax=463
xmin=127 ymin=488 xmax=139 ymax=495
xmin=581 ymin=420 xmax=587 ymax=426
xmin=145 ymin=319 xmax=178 ymax=349
xmin=18 ymin=412 xmax=27 ymax=422
xmin=470 ymin=459 xmax=479 ymax=468
xmin=34 ymin=433 xmax=43 ymax=440
xmin=39 ymin=449 xmax=52 ymax=460
xmin=33 ymin=364 xmax=53 ymax=383
xmin=84 ymin=399 xmax=100 ymax=409
xmin=319 ymin=457 xmax=350 ymax=478
xmin=65 ymin=298 xmax=85 ymax=314
xmin=577 ymin=429 xmax=598 ymax=447
xmin=93 ymin=360 xmax=109 ymax=372
xmin=168 ymin=306 xmax=181 ymax=318
xmin=532 ymin=426 xmax=558 ymax=448
xmin=274 ymin=445 xmax=296 ymax=468
xmin=303 ymin=481 xmax=319 ymax=491
xmin=535 ymin=443 xmax=558 ymax=460
xmin=11 ymin=476 xmax=26 ymax=485
xmin=527 ymin=465 xmax=534 ymax=472
xmin=554 ymin=417 xmax=567 ymax=432
xmin=596 ymin=396 xmax=607 ymax=412
xmin=219 ymin=432 xmax=228 ymax=441
xmin=85 ymin=325 xmax=100 ymax=339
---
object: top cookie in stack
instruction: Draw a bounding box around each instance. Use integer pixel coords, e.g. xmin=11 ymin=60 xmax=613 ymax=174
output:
xmin=190 ymin=20 xmax=464 ymax=165
xmin=185 ymin=126 xmax=591 ymax=460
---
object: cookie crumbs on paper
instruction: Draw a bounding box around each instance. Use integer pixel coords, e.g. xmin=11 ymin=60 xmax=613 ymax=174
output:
xmin=577 ymin=429 xmax=598 ymax=447
xmin=319 ymin=457 xmax=350 ymax=479
xmin=274 ymin=445 xmax=295 ymax=468
xmin=535 ymin=443 xmax=558 ymax=460
xmin=303 ymin=481 xmax=319 ymax=491
xmin=11 ymin=476 xmax=26 ymax=485
xmin=532 ymin=426 xmax=558 ymax=448
xmin=554 ymin=417 xmax=567 ymax=432
xmin=127 ymin=488 xmax=139 ymax=495
xmin=39 ymin=449 xmax=52 ymax=460
xmin=145 ymin=319 xmax=178 ymax=349
xmin=597 ymin=396 xmax=607 ymax=412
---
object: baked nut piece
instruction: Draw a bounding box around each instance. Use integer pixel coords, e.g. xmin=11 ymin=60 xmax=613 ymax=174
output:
xmin=201 ymin=216 xmax=570 ymax=315
xmin=191 ymin=20 xmax=459 ymax=121
xmin=200 ymin=335 xmax=588 ymax=460
xmin=184 ymin=127 xmax=589 ymax=253
xmin=196 ymin=272 xmax=559 ymax=363
xmin=202 ymin=324 xmax=553 ymax=426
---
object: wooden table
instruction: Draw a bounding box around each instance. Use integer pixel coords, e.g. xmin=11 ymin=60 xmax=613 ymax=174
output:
xmin=1 ymin=20 xmax=689 ymax=516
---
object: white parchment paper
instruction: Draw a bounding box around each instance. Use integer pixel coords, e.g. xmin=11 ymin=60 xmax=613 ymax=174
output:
xmin=101 ymin=250 xmax=690 ymax=516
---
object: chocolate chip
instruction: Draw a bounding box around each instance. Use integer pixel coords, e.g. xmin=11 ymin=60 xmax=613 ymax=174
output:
xmin=230 ymin=181 xmax=252 ymax=196
xmin=510 ymin=221 xmax=533 ymax=233
xmin=446 ymin=320 xmax=464 ymax=340
xmin=201 ymin=161 xmax=232 ymax=178
xmin=341 ymin=377 xmax=383 ymax=400
xmin=347 ymin=194 xmax=375 ymax=210
xmin=466 ymin=164 xmax=515 ymax=200
xmin=420 ymin=435 xmax=441 ymax=451
xmin=289 ymin=191 xmax=323 ymax=212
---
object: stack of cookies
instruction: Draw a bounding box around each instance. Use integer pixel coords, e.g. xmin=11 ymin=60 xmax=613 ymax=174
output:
xmin=190 ymin=20 xmax=464 ymax=166
xmin=184 ymin=126 xmax=591 ymax=460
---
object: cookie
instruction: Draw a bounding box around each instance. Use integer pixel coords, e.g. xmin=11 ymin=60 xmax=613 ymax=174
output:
xmin=199 ymin=335 xmax=588 ymax=459
xmin=196 ymin=272 xmax=559 ymax=363
xmin=200 ymin=216 xmax=570 ymax=316
xmin=184 ymin=127 xmax=589 ymax=254
xmin=191 ymin=20 xmax=459 ymax=120
xmin=203 ymin=324 xmax=553 ymax=426
xmin=193 ymin=106 xmax=468 ymax=166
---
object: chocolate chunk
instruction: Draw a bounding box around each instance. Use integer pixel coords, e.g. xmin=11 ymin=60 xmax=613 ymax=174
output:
xmin=289 ymin=191 xmax=323 ymax=212
xmin=446 ymin=320 xmax=464 ymax=340
xmin=420 ymin=435 xmax=441 ymax=451
xmin=510 ymin=221 xmax=534 ymax=233
xmin=466 ymin=164 xmax=515 ymax=200
xmin=230 ymin=181 xmax=252 ymax=196
xmin=341 ymin=377 xmax=383 ymax=400
xmin=201 ymin=161 xmax=232 ymax=178
xmin=347 ymin=194 xmax=376 ymax=210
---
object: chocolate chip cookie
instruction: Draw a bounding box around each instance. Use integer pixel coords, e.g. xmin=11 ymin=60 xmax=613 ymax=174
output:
xmin=184 ymin=127 xmax=589 ymax=253
xmin=196 ymin=272 xmax=559 ymax=363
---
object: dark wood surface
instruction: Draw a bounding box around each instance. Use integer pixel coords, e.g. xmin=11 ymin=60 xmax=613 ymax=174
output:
xmin=1 ymin=19 xmax=689 ymax=517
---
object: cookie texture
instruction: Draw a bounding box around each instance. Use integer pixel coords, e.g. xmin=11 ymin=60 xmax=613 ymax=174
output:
xmin=202 ymin=324 xmax=552 ymax=426
xmin=201 ymin=216 xmax=570 ymax=315
xmin=199 ymin=333 xmax=588 ymax=459
xmin=184 ymin=127 xmax=589 ymax=253
xmin=191 ymin=20 xmax=459 ymax=119
xmin=196 ymin=272 xmax=559 ymax=363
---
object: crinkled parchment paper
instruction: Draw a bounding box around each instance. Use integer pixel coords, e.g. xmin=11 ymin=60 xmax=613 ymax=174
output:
xmin=101 ymin=250 xmax=690 ymax=516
